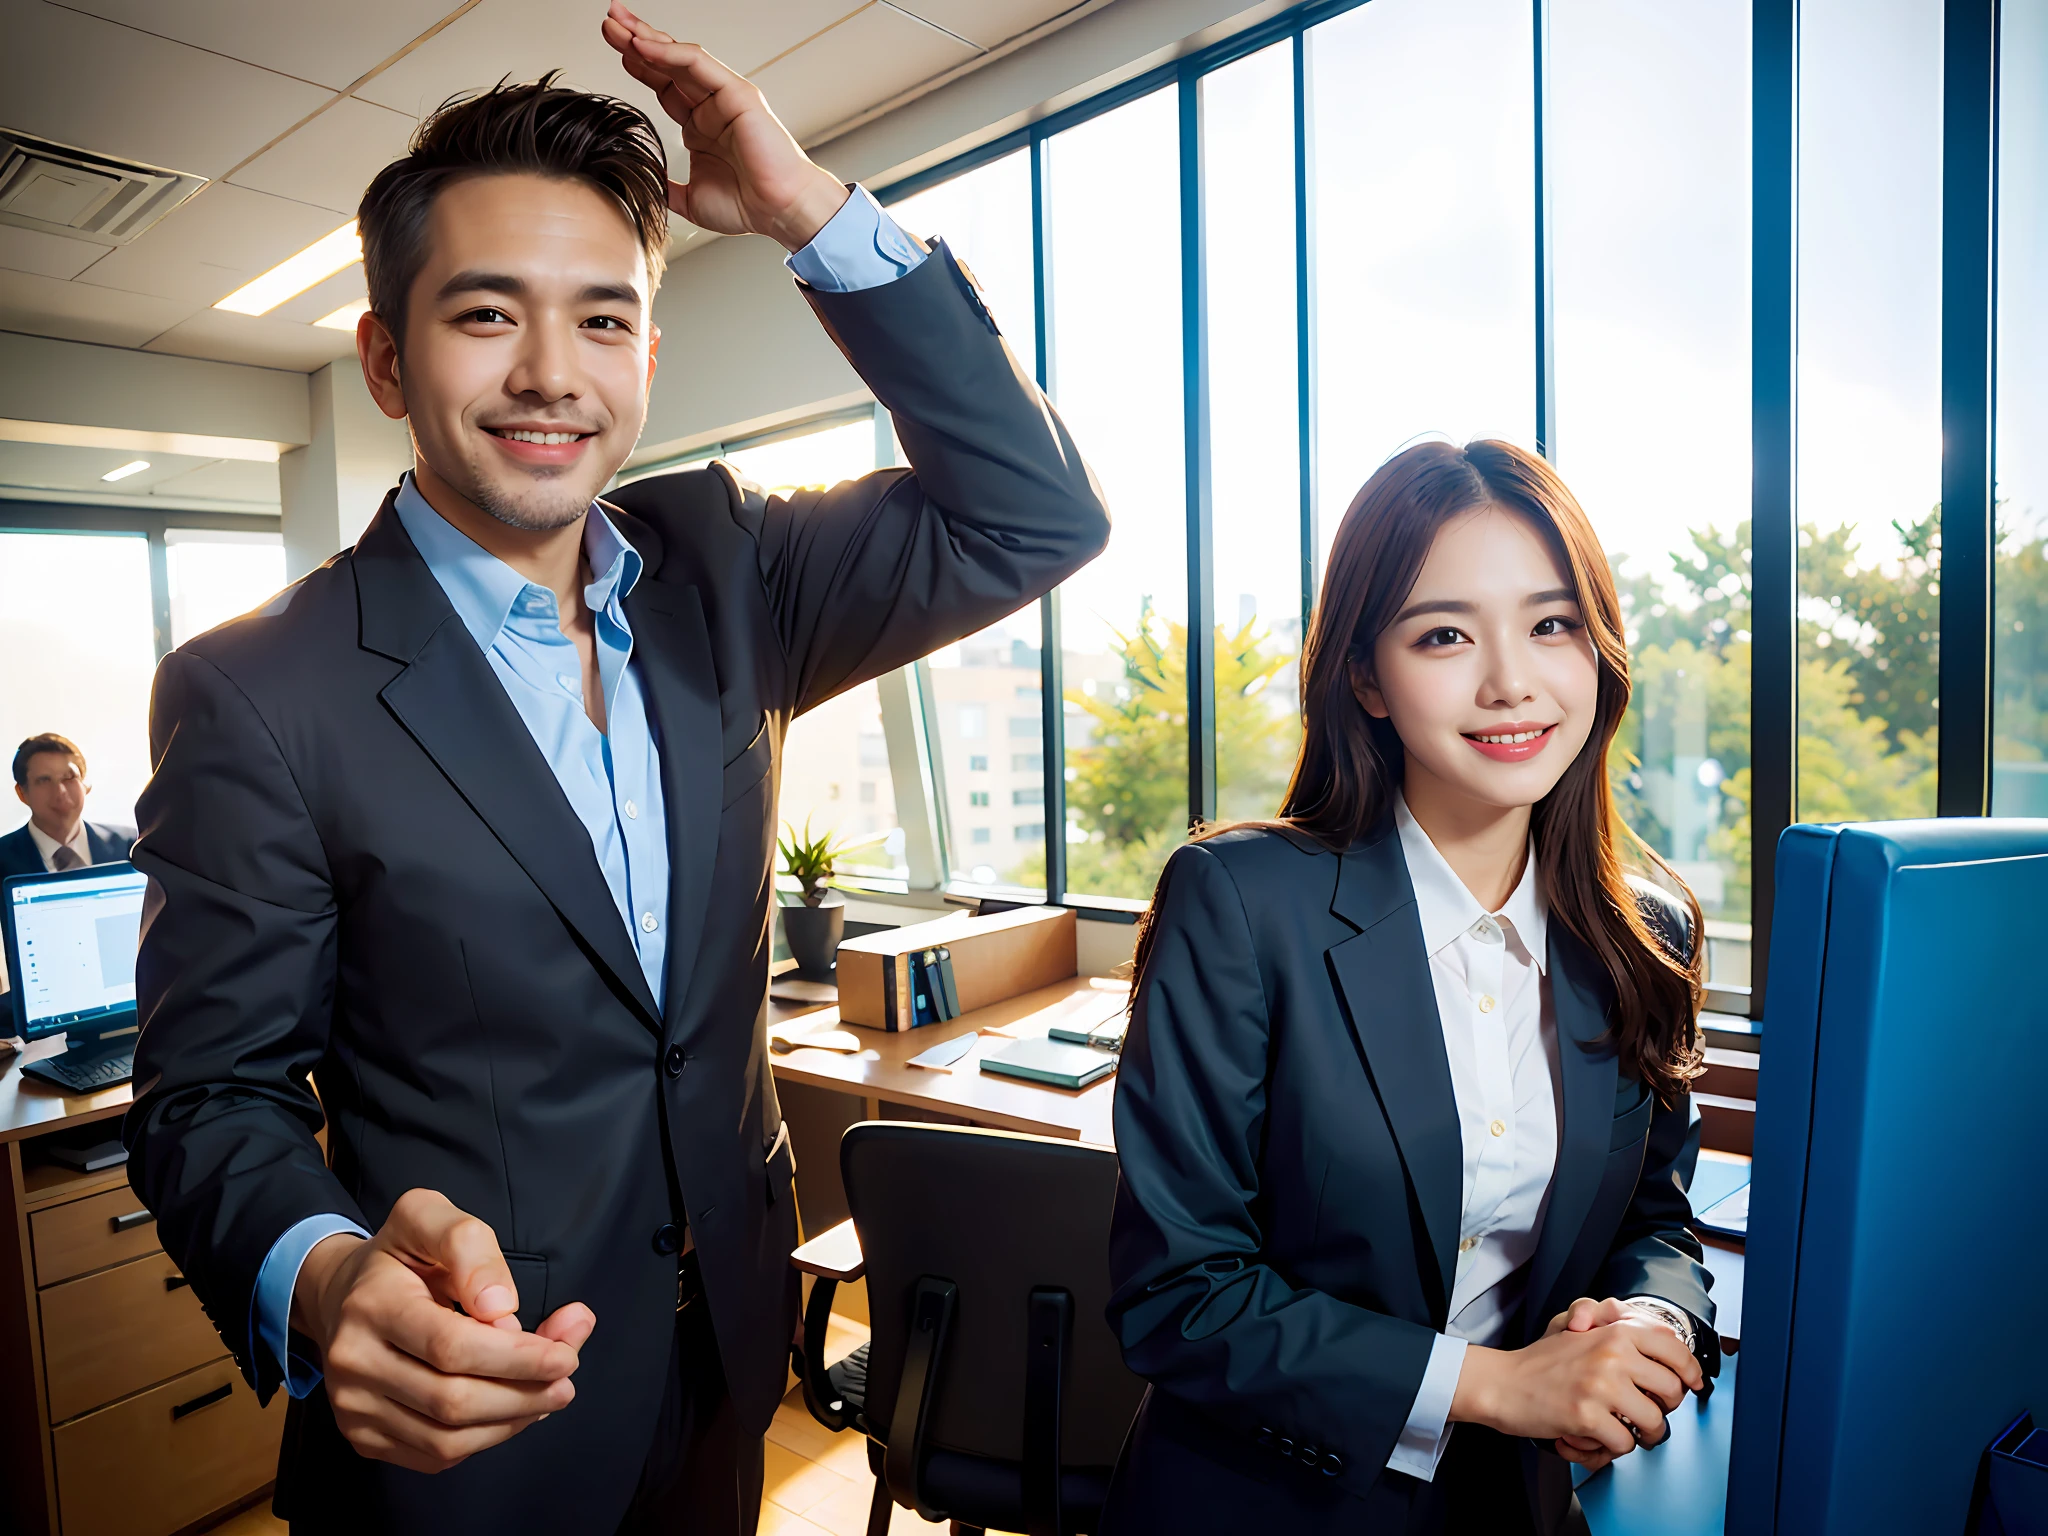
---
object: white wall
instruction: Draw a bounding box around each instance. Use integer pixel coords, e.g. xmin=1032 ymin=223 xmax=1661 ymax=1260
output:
xmin=0 ymin=331 xmax=309 ymax=448
xmin=278 ymin=359 xmax=414 ymax=578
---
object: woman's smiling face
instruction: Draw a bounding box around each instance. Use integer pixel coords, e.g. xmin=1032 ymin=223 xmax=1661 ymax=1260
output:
xmin=1355 ymin=503 xmax=1602 ymax=815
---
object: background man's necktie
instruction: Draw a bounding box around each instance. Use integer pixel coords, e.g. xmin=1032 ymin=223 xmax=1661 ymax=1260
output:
xmin=50 ymin=845 xmax=83 ymax=871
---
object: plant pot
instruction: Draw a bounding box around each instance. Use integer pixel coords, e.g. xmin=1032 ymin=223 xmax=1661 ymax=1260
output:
xmin=781 ymin=894 xmax=846 ymax=980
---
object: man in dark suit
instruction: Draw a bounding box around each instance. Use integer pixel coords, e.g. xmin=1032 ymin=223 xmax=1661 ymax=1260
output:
xmin=0 ymin=733 xmax=135 ymax=879
xmin=121 ymin=10 xmax=1107 ymax=1533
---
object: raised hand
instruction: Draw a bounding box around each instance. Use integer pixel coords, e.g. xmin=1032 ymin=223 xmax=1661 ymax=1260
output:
xmin=291 ymin=1188 xmax=596 ymax=1474
xmin=599 ymin=1 xmax=849 ymax=250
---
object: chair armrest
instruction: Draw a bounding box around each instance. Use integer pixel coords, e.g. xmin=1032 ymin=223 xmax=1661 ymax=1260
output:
xmin=791 ymin=1217 xmax=865 ymax=1281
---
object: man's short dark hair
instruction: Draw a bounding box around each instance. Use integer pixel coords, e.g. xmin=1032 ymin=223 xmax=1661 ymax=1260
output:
xmin=358 ymin=72 xmax=671 ymax=347
xmin=13 ymin=734 xmax=84 ymax=788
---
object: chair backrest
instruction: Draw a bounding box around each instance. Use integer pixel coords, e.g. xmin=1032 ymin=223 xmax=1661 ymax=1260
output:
xmin=843 ymin=1121 xmax=1144 ymax=1470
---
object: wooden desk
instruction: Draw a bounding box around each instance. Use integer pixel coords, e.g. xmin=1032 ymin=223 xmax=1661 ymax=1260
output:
xmin=0 ymin=1037 xmax=283 ymax=1536
xmin=767 ymin=973 xmax=1129 ymax=1246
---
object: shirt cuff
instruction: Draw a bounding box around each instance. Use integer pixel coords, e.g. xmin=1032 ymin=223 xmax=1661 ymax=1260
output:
xmin=1387 ymin=1333 xmax=1468 ymax=1481
xmin=785 ymin=183 xmax=929 ymax=292
xmin=252 ymin=1213 xmax=371 ymax=1399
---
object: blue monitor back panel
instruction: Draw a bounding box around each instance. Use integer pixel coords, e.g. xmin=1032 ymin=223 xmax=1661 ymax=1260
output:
xmin=1729 ymin=820 xmax=2048 ymax=1533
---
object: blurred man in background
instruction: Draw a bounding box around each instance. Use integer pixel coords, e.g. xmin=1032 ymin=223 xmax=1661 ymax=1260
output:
xmin=0 ymin=734 xmax=135 ymax=879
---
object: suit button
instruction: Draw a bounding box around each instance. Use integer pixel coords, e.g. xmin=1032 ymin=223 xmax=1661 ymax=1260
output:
xmin=652 ymin=1222 xmax=682 ymax=1254
xmin=664 ymin=1045 xmax=685 ymax=1077
xmin=1298 ymin=1442 xmax=1320 ymax=1467
xmin=1276 ymin=1437 xmax=1295 ymax=1460
xmin=1255 ymin=1427 xmax=1275 ymax=1449
xmin=1321 ymin=1451 xmax=1344 ymax=1477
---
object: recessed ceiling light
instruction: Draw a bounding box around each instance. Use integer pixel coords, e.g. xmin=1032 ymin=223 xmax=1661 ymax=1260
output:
xmin=214 ymin=221 xmax=362 ymax=316
xmin=313 ymin=298 xmax=371 ymax=332
xmin=101 ymin=459 xmax=150 ymax=482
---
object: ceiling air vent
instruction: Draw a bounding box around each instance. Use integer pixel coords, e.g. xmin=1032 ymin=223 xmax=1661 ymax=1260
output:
xmin=0 ymin=129 xmax=205 ymax=247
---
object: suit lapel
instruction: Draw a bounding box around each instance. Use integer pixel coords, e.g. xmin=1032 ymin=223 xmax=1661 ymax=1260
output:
xmin=1326 ymin=821 xmax=1462 ymax=1323
xmin=355 ymin=498 xmax=663 ymax=1032
xmin=1521 ymin=922 xmax=1619 ymax=1338
xmin=618 ymin=571 xmax=722 ymax=1029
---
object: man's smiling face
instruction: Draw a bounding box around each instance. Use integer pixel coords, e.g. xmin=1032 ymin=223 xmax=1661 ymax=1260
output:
xmin=389 ymin=171 xmax=659 ymax=531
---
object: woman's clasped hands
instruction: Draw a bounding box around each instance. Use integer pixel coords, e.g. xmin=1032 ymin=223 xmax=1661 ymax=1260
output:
xmin=1448 ymin=1296 xmax=1706 ymax=1475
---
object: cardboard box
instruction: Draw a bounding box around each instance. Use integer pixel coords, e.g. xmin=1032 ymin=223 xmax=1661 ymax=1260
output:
xmin=836 ymin=906 xmax=1078 ymax=1031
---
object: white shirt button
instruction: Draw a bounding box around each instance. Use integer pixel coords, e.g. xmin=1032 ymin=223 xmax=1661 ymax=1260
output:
xmin=1478 ymin=995 xmax=1496 ymax=1014
xmin=625 ymin=800 xmax=638 ymax=820
xmin=640 ymin=912 xmax=658 ymax=933
xmin=1459 ymin=1236 xmax=1478 ymax=1253
xmin=1489 ymin=1119 xmax=1506 ymax=1138
xmin=1472 ymin=917 xmax=1501 ymax=943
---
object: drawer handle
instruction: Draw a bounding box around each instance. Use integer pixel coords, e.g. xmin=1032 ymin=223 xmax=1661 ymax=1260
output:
xmin=164 ymin=1274 xmax=190 ymax=1292
xmin=110 ymin=1209 xmax=156 ymax=1233
xmin=172 ymin=1383 xmax=233 ymax=1421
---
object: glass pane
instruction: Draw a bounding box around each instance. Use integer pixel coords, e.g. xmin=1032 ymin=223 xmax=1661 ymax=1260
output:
xmin=1549 ymin=0 xmax=1753 ymax=987
xmin=889 ymin=149 xmax=1038 ymax=383
xmin=0 ymin=531 xmax=156 ymax=836
xmin=730 ymin=421 xmax=908 ymax=884
xmin=1795 ymin=0 xmax=1943 ymax=824
xmin=888 ymin=152 xmax=1050 ymax=893
xmin=1203 ymin=42 xmax=1304 ymax=824
xmin=1994 ymin=0 xmax=2048 ymax=814
xmin=1308 ymin=0 xmax=1536 ymax=579
xmin=166 ymin=528 xmax=287 ymax=647
xmin=1044 ymin=88 xmax=1187 ymax=901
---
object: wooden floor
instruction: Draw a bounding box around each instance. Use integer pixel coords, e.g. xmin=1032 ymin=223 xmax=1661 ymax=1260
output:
xmin=200 ymin=1318 xmax=1003 ymax=1536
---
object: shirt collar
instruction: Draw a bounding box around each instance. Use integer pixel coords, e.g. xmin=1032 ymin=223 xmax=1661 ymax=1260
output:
xmin=391 ymin=472 xmax=641 ymax=651
xmin=26 ymin=821 xmax=87 ymax=863
xmin=1394 ymin=791 xmax=1549 ymax=972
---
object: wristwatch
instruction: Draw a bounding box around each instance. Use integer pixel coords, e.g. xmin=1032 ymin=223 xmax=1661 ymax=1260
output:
xmin=1620 ymin=1295 xmax=1698 ymax=1355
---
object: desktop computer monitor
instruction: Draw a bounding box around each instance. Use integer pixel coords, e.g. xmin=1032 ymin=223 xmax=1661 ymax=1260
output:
xmin=2 ymin=861 xmax=146 ymax=1091
xmin=1728 ymin=820 xmax=2048 ymax=1534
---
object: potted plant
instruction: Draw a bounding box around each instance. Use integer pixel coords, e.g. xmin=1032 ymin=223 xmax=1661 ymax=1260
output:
xmin=777 ymin=818 xmax=888 ymax=978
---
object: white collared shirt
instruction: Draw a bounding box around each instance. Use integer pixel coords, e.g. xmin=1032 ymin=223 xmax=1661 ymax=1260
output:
xmin=1387 ymin=791 xmax=1562 ymax=1481
xmin=26 ymin=821 xmax=93 ymax=872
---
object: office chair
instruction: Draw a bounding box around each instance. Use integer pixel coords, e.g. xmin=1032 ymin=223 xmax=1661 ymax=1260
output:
xmin=788 ymin=1121 xmax=1146 ymax=1536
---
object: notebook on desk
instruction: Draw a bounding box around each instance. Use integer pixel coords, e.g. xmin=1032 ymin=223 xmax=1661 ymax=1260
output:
xmin=978 ymin=1036 xmax=1117 ymax=1090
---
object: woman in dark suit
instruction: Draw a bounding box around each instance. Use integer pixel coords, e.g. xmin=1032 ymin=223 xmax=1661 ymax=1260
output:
xmin=1102 ymin=440 xmax=1717 ymax=1535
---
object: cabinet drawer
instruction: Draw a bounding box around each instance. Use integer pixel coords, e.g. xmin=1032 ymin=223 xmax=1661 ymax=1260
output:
xmin=31 ymin=1187 xmax=160 ymax=1287
xmin=54 ymin=1357 xmax=282 ymax=1536
xmin=43 ymin=1251 xmax=224 ymax=1423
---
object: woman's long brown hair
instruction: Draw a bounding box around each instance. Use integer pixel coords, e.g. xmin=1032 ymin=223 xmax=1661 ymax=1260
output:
xmin=1129 ymin=439 xmax=1705 ymax=1100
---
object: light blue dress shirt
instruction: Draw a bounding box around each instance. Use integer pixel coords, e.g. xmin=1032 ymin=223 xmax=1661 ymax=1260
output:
xmin=250 ymin=184 xmax=926 ymax=1396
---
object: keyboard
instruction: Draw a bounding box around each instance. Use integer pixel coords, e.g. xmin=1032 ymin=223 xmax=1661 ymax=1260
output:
xmin=24 ymin=1049 xmax=135 ymax=1093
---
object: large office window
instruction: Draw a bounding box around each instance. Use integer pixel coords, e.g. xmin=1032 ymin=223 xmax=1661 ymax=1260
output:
xmin=720 ymin=420 xmax=909 ymax=884
xmin=0 ymin=531 xmax=157 ymax=832
xmin=1995 ymin=0 xmax=2048 ymax=814
xmin=1549 ymin=0 xmax=1754 ymax=985
xmin=1794 ymin=0 xmax=1944 ymax=826
xmin=1202 ymin=41 xmax=1303 ymax=824
xmin=165 ymin=528 xmax=287 ymax=647
xmin=1308 ymin=0 xmax=1536 ymax=576
xmin=1044 ymin=88 xmax=1188 ymax=902
xmin=891 ymin=151 xmax=1047 ymax=892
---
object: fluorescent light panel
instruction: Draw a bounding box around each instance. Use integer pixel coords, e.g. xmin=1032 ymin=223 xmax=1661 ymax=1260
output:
xmin=214 ymin=221 xmax=362 ymax=316
xmin=313 ymin=298 xmax=371 ymax=332
xmin=101 ymin=459 xmax=150 ymax=482
xmin=0 ymin=418 xmax=288 ymax=464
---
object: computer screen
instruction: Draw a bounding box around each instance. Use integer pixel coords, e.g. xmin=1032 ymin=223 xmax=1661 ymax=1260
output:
xmin=3 ymin=863 xmax=146 ymax=1041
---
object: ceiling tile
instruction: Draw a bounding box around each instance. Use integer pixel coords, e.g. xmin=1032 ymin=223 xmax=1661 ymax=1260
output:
xmin=752 ymin=6 xmax=980 ymax=144
xmin=0 ymin=224 xmax=110 ymax=281
xmin=229 ymin=97 xmax=420 ymax=215
xmin=75 ymin=183 xmax=351 ymax=308
xmin=143 ymin=306 xmax=362 ymax=372
xmin=1 ymin=2 xmax=335 ymax=180
xmin=59 ymin=0 xmax=458 ymax=92
xmin=890 ymin=0 xmax=1076 ymax=50
xmin=357 ymin=0 xmax=858 ymax=118
xmin=148 ymin=456 xmax=280 ymax=504
xmin=0 ymin=438 xmax=220 ymax=493
xmin=0 ymin=267 xmax=195 ymax=347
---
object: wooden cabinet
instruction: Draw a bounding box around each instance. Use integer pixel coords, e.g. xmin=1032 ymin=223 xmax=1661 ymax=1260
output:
xmin=0 ymin=1049 xmax=286 ymax=1536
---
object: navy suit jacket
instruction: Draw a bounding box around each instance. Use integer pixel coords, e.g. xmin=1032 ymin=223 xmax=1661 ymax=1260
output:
xmin=1102 ymin=821 xmax=1714 ymax=1535
xmin=0 ymin=821 xmax=134 ymax=881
